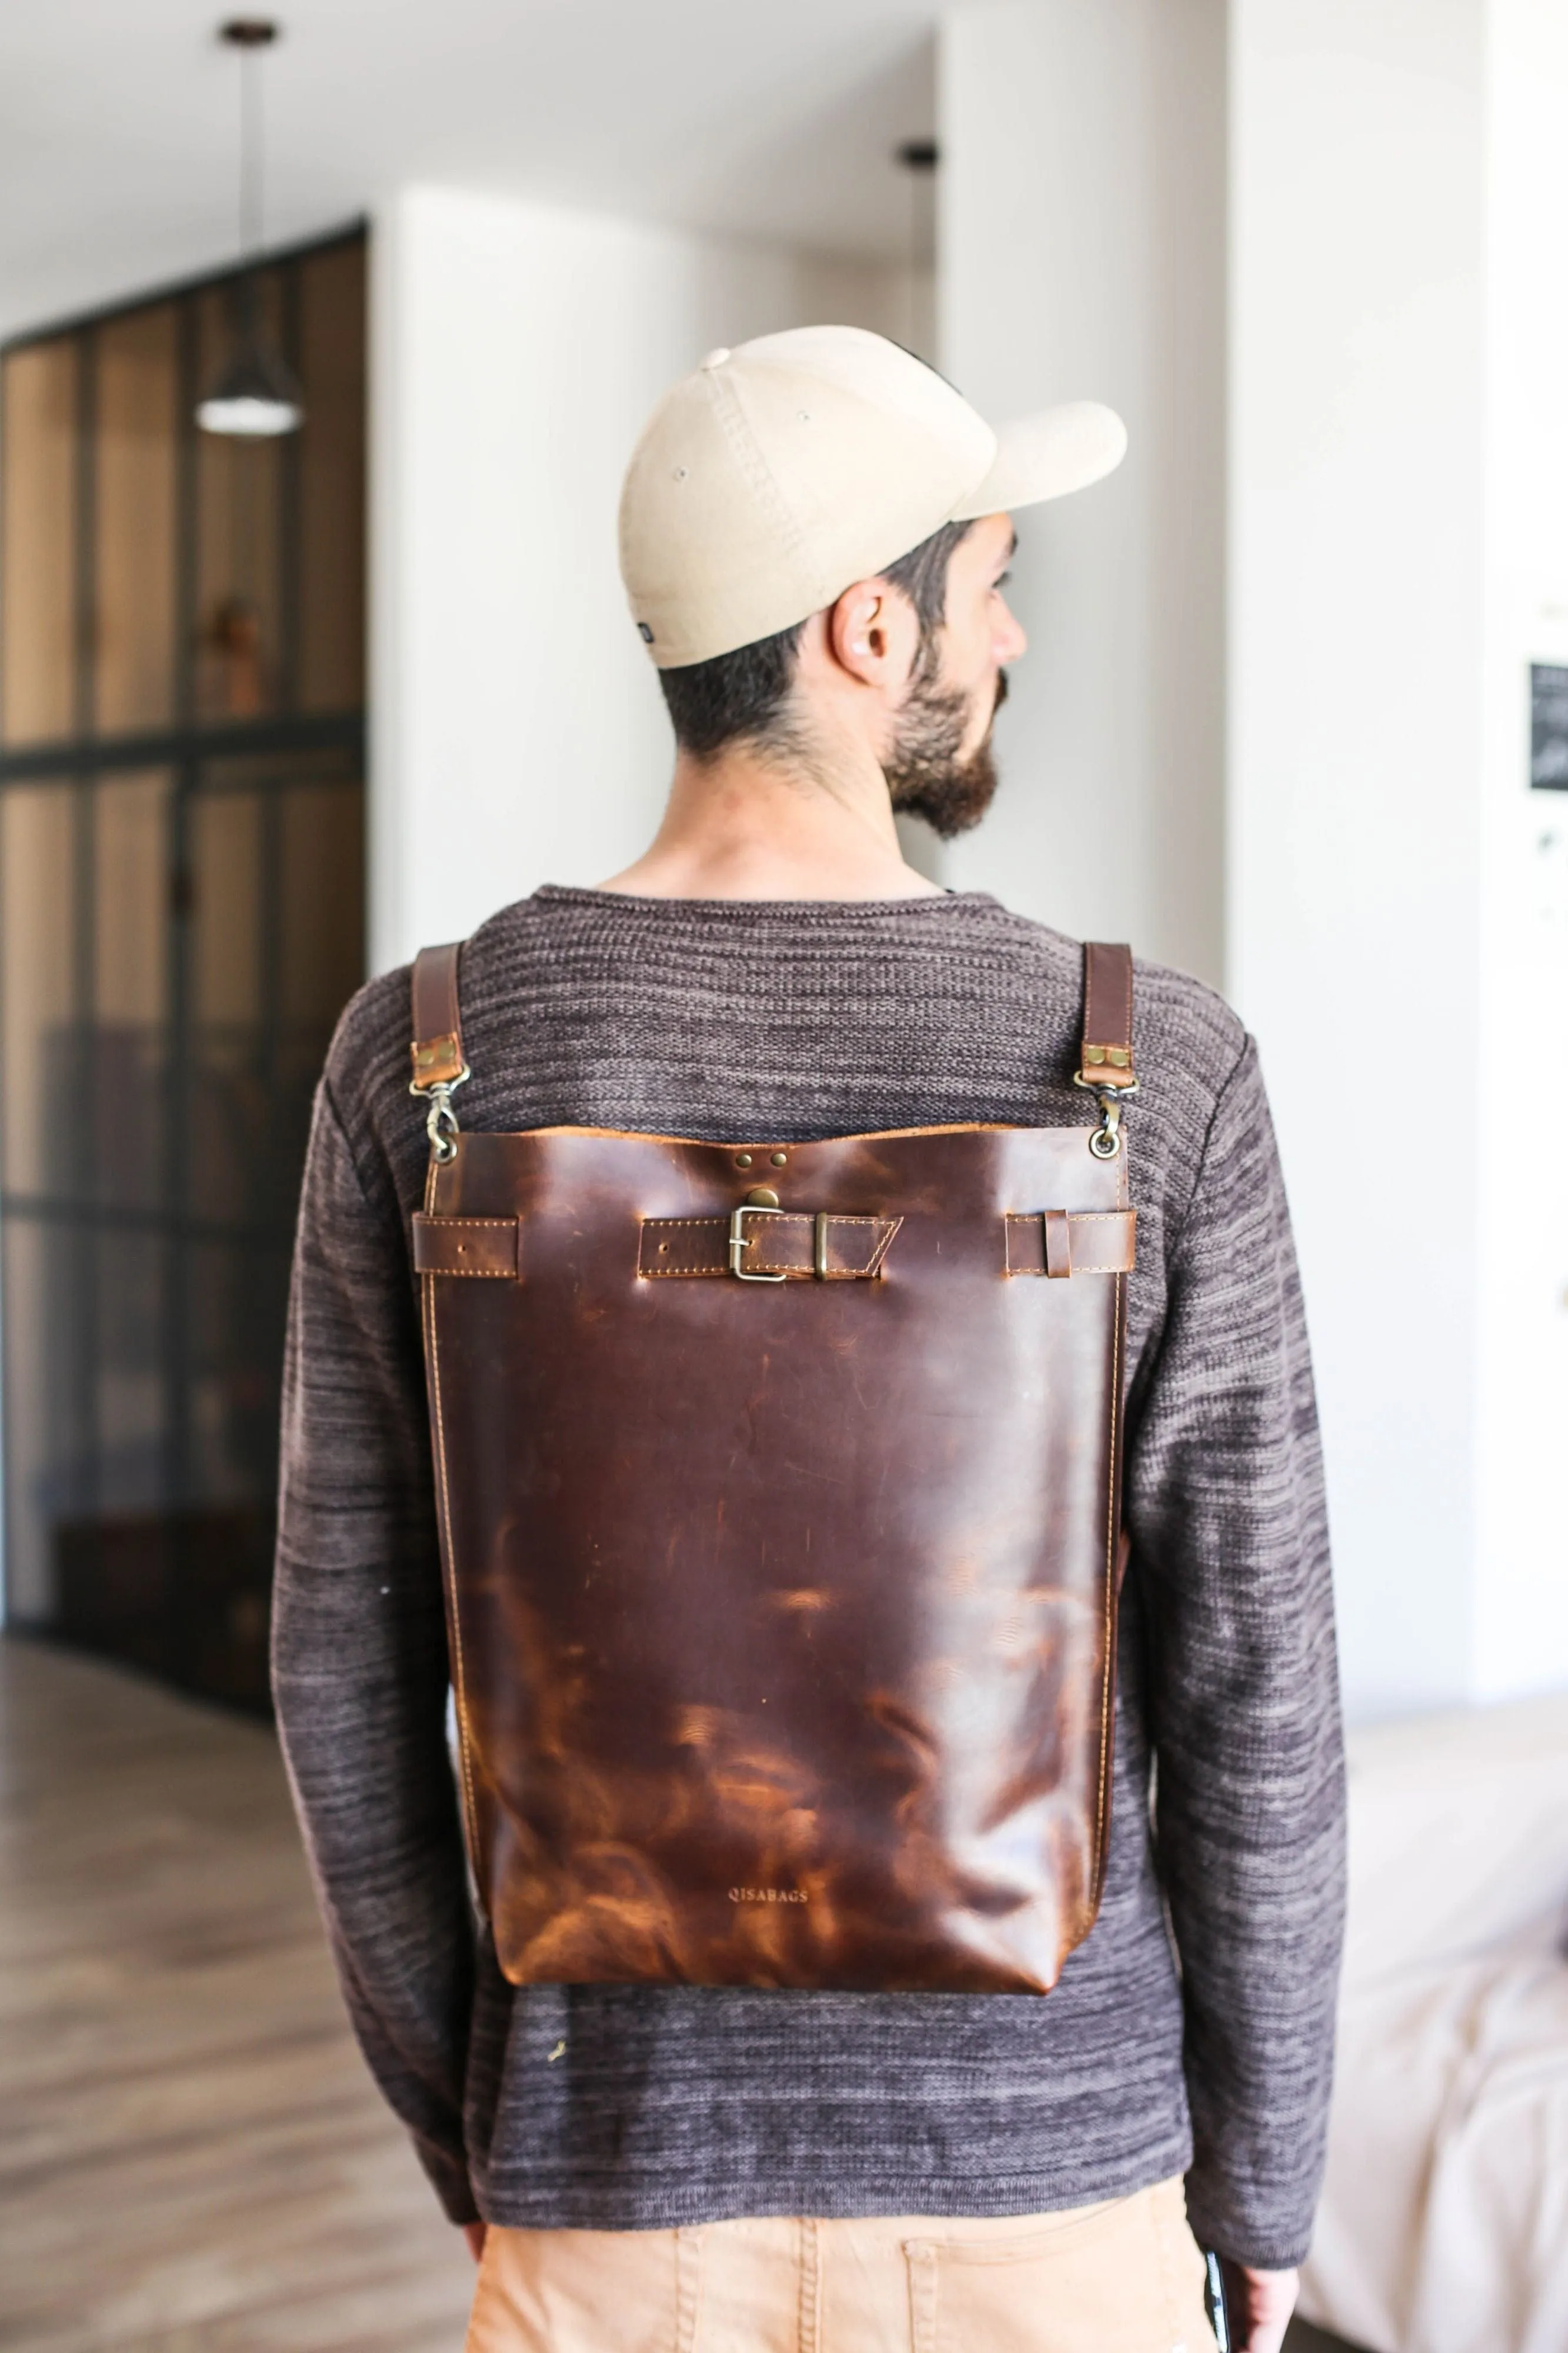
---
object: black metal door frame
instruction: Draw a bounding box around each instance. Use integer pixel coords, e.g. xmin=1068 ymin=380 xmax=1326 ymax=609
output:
xmin=0 ymin=227 xmax=366 ymax=1702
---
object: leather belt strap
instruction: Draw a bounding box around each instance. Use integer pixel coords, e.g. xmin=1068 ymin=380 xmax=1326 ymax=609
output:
xmin=1077 ymin=941 xmax=1136 ymax=1091
xmin=413 ymin=1213 xmax=520 ymax=1277
xmin=639 ymin=1211 xmax=902 ymax=1281
xmin=1004 ymin=1209 xmax=1136 ymax=1278
xmin=413 ymin=1210 xmax=1132 ymax=1282
xmin=410 ymin=941 xmax=468 ymax=1093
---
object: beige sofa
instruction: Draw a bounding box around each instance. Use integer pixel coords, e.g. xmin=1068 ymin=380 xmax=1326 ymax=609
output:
xmin=1297 ymin=1694 xmax=1568 ymax=2353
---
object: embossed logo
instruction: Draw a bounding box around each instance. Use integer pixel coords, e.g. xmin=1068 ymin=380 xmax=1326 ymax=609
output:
xmin=728 ymin=1886 xmax=809 ymax=1905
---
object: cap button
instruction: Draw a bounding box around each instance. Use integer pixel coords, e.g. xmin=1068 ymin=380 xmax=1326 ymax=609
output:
xmin=699 ymin=347 xmax=732 ymax=370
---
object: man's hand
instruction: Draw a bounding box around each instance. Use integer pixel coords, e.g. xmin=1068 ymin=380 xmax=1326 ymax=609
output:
xmin=462 ymin=2220 xmax=488 ymax=2265
xmin=1220 ymin=2261 xmax=1298 ymax=2353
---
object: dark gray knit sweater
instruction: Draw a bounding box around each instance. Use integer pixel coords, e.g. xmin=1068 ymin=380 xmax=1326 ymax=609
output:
xmin=272 ymin=885 xmax=1344 ymax=2269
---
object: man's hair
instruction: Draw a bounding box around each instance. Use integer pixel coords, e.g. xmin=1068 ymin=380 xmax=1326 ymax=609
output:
xmin=658 ymin=519 xmax=974 ymax=758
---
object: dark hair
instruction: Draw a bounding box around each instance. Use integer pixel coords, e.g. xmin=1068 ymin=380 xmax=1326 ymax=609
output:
xmin=657 ymin=519 xmax=974 ymax=758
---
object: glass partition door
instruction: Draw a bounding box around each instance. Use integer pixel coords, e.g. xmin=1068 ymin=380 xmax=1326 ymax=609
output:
xmin=0 ymin=231 xmax=366 ymax=1709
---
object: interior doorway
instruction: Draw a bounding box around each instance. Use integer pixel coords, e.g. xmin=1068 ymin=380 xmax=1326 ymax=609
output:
xmin=0 ymin=228 xmax=366 ymax=1711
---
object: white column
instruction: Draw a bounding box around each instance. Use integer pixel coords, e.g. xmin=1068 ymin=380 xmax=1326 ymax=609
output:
xmin=369 ymin=185 xmax=916 ymax=969
xmin=1474 ymin=0 xmax=1568 ymax=1699
xmin=937 ymin=0 xmax=1228 ymax=987
xmin=1231 ymin=0 xmax=1568 ymax=1714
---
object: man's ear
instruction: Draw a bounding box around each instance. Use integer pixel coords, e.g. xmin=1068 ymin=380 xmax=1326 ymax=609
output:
xmin=827 ymin=581 xmax=916 ymax=687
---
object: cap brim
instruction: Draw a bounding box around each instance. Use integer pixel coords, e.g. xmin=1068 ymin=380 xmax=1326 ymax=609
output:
xmin=951 ymin=400 xmax=1127 ymax=521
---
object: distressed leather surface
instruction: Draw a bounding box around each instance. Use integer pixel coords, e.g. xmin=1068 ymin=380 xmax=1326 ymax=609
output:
xmin=419 ymin=1120 xmax=1130 ymax=1996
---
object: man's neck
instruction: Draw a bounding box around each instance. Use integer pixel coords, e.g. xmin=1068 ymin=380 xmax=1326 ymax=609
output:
xmin=598 ymin=734 xmax=942 ymax=904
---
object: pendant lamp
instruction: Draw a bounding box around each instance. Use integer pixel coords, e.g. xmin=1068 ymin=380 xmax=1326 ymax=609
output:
xmin=196 ymin=19 xmax=303 ymax=438
xmin=893 ymin=138 xmax=939 ymax=362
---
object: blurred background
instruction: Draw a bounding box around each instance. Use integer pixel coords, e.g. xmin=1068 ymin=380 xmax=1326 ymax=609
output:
xmin=0 ymin=3 xmax=1564 ymax=2348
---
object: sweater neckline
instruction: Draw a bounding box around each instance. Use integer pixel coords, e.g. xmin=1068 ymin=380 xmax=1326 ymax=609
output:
xmin=531 ymin=884 xmax=999 ymax=922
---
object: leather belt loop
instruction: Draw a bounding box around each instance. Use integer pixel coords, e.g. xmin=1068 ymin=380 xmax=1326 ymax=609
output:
xmin=1074 ymin=941 xmax=1137 ymax=1160
xmin=1078 ymin=941 xmax=1136 ymax=1089
xmin=412 ymin=1212 xmax=520 ymax=1278
xmin=1004 ymin=1209 xmax=1136 ymax=1277
xmin=409 ymin=941 xmax=471 ymax=1162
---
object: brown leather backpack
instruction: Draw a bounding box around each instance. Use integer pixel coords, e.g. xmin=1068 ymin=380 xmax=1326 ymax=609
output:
xmin=409 ymin=939 xmax=1136 ymax=1997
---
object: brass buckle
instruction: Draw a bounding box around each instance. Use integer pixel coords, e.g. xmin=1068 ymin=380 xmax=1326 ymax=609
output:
xmin=729 ymin=1202 xmax=787 ymax=1282
xmin=408 ymin=1065 xmax=472 ymax=1164
xmin=1072 ymin=1069 xmax=1137 ymax=1162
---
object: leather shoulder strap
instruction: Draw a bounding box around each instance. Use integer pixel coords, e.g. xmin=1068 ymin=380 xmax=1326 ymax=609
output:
xmin=409 ymin=941 xmax=468 ymax=1093
xmin=1079 ymin=942 xmax=1136 ymax=1091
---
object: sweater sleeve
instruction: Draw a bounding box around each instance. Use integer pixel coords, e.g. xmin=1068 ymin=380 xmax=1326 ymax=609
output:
xmin=1126 ymin=1036 xmax=1346 ymax=2271
xmin=271 ymin=1076 xmax=479 ymax=2225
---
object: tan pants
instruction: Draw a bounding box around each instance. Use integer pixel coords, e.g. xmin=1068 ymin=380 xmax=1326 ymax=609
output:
xmin=465 ymin=2175 xmax=1216 ymax=2352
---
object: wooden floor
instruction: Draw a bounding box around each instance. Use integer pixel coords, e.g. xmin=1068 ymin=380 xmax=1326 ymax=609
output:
xmin=0 ymin=1637 xmax=474 ymax=2352
xmin=0 ymin=1634 xmax=1362 ymax=2353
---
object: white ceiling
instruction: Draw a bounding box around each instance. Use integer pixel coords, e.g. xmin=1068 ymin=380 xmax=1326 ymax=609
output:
xmin=0 ymin=0 xmax=941 ymax=342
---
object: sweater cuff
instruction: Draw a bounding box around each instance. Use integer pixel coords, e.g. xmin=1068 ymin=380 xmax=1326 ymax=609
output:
xmin=1183 ymin=2176 xmax=1312 ymax=2273
xmin=415 ymin=2131 xmax=482 ymax=2226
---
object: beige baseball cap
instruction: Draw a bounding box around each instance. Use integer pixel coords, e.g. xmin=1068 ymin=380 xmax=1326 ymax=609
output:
xmin=619 ymin=325 xmax=1126 ymax=670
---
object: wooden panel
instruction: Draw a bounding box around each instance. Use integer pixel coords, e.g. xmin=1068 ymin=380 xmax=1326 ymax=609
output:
xmin=94 ymin=768 xmax=170 ymax=1025
xmin=92 ymin=770 xmax=172 ymax=1217
xmin=1 ymin=340 xmax=77 ymax=744
xmin=95 ymin=305 xmax=178 ymax=733
xmin=0 ymin=785 xmax=75 ymax=1195
xmin=0 ymin=1638 xmax=476 ymax=2349
xmin=296 ymin=241 xmax=366 ymax=714
xmin=191 ymin=786 xmax=263 ymax=1028
xmin=193 ymin=276 xmax=286 ymax=722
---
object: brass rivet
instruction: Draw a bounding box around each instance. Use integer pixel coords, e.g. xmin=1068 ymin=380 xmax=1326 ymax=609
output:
xmin=735 ymin=1152 xmax=753 ymax=1167
xmin=745 ymin=1187 xmax=780 ymax=1209
xmin=770 ymin=1151 xmax=788 ymax=1166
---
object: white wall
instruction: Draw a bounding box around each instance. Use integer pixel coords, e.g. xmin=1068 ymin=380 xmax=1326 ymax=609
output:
xmin=1231 ymin=0 xmax=1568 ymax=1716
xmin=937 ymin=0 xmax=1228 ymax=989
xmin=1475 ymin=0 xmax=1568 ymax=1699
xmin=944 ymin=0 xmax=1568 ymax=1718
xmin=370 ymin=185 xmax=925 ymax=969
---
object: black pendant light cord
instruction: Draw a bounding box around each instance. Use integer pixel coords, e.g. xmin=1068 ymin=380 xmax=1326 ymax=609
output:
xmin=222 ymin=20 xmax=278 ymax=262
xmin=893 ymin=138 xmax=939 ymax=361
xmin=241 ymin=37 xmax=263 ymax=258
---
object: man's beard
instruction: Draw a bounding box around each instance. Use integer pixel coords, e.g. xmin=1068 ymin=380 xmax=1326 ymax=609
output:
xmin=885 ymin=669 xmax=1009 ymax=841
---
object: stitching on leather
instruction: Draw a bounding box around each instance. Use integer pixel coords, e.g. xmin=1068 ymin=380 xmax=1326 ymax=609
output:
xmin=422 ymin=1265 xmax=515 ymax=1278
xmin=421 ymin=1169 xmax=483 ymax=1889
xmin=1092 ymin=1267 xmax=1124 ymax=1909
xmin=417 ymin=1217 xmax=516 ymax=1231
xmin=751 ymin=1215 xmax=896 ymax=1276
xmin=416 ymin=1214 xmax=519 ymax=1277
xmin=1004 ymin=1210 xmax=1135 ymax=1275
xmin=861 ymin=1215 xmax=902 ymax=1277
xmin=639 ymin=1214 xmax=899 ymax=1279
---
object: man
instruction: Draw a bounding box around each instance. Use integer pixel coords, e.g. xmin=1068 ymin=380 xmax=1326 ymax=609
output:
xmin=275 ymin=328 xmax=1344 ymax=2352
